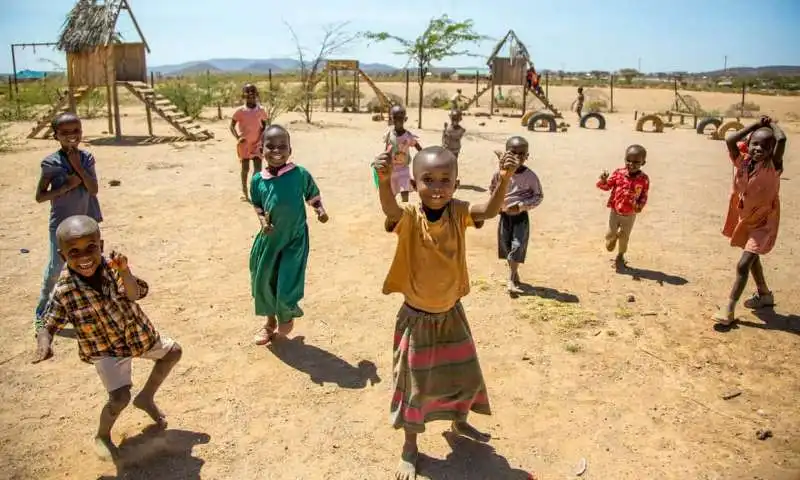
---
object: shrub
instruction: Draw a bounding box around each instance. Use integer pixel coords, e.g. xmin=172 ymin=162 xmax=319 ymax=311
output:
xmin=0 ymin=122 xmax=14 ymax=153
xmin=78 ymin=90 xmax=106 ymax=119
xmin=422 ymin=89 xmax=450 ymax=109
xmin=156 ymin=81 xmax=212 ymax=119
xmin=586 ymin=99 xmax=609 ymax=113
xmin=726 ymin=101 xmax=761 ymax=118
xmin=367 ymin=93 xmax=403 ymax=113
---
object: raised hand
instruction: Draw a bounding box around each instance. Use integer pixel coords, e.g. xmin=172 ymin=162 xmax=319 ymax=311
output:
xmin=108 ymin=251 xmax=129 ymax=272
xmin=371 ymin=152 xmax=393 ymax=182
xmin=759 ymin=116 xmax=772 ymax=127
xmin=499 ymin=152 xmax=520 ymax=179
xmin=599 ymin=169 xmax=610 ymax=182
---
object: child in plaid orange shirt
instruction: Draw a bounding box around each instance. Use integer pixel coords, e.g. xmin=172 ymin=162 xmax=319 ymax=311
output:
xmin=33 ymin=215 xmax=182 ymax=460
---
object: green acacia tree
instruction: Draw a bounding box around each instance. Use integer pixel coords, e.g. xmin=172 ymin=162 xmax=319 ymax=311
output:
xmin=363 ymin=15 xmax=488 ymax=128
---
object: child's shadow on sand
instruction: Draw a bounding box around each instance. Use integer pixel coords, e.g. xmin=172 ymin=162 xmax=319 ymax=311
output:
xmin=616 ymin=264 xmax=688 ymax=286
xmin=420 ymin=432 xmax=531 ymax=479
xmin=511 ymin=282 xmax=580 ymax=303
xmin=714 ymin=309 xmax=800 ymax=336
xmin=268 ymin=336 xmax=381 ymax=388
xmin=97 ymin=427 xmax=210 ymax=480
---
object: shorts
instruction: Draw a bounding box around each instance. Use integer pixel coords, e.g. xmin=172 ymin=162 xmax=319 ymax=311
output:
xmin=93 ymin=337 xmax=176 ymax=392
xmin=498 ymin=211 xmax=530 ymax=263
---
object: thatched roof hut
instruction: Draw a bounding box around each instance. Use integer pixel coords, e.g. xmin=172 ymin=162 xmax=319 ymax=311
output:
xmin=57 ymin=0 xmax=123 ymax=53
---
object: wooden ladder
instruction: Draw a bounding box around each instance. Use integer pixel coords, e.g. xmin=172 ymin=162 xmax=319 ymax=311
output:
xmin=120 ymin=81 xmax=214 ymax=140
xmin=357 ymin=69 xmax=394 ymax=109
xmin=530 ymin=88 xmax=563 ymax=118
xmin=461 ymin=84 xmax=492 ymax=110
xmin=27 ymin=87 xmax=94 ymax=139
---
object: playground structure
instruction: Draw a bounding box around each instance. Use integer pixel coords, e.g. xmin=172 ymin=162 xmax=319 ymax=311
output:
xmin=486 ymin=31 xmax=568 ymax=132
xmin=323 ymin=59 xmax=394 ymax=114
xmin=632 ymin=77 xmax=749 ymax=140
xmin=27 ymin=0 xmax=213 ymax=141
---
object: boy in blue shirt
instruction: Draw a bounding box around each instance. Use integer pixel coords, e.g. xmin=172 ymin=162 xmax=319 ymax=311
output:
xmin=34 ymin=112 xmax=102 ymax=332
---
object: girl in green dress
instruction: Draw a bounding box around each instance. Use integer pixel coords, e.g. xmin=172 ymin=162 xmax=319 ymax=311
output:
xmin=250 ymin=125 xmax=328 ymax=345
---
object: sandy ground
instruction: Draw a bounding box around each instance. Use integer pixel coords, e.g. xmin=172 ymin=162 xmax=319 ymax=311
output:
xmin=1 ymin=85 xmax=799 ymax=480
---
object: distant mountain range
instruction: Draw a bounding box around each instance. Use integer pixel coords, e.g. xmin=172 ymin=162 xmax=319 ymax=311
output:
xmin=148 ymin=59 xmax=800 ymax=77
xmin=149 ymin=58 xmax=402 ymax=76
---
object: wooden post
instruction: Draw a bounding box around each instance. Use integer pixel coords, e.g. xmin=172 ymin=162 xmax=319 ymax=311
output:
xmin=325 ymin=71 xmax=330 ymax=112
xmin=353 ymin=70 xmax=357 ymax=110
xmin=673 ymin=78 xmax=678 ymax=111
xmin=740 ymin=82 xmax=746 ymax=117
xmin=357 ymin=72 xmax=361 ymax=112
xmin=490 ymin=81 xmax=495 ymax=116
xmin=545 ymin=72 xmax=549 ymax=100
xmin=112 ymin=81 xmax=122 ymax=140
xmin=150 ymin=71 xmax=154 ymax=87
xmin=268 ymin=69 xmax=273 ymax=91
xmin=522 ymin=81 xmax=527 ymax=117
xmin=610 ymin=75 xmax=615 ymax=113
xmin=404 ymin=69 xmax=409 ymax=106
xmin=475 ymin=71 xmax=479 ymax=107
xmin=145 ymin=100 xmax=153 ymax=136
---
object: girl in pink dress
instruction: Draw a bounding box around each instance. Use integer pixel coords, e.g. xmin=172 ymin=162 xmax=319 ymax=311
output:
xmin=383 ymin=105 xmax=422 ymax=203
xmin=714 ymin=116 xmax=786 ymax=325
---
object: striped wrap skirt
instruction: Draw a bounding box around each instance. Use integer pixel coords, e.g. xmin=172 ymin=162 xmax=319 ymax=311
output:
xmin=390 ymin=301 xmax=491 ymax=433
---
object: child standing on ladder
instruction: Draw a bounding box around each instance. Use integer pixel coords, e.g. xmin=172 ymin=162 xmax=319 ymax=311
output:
xmin=250 ymin=125 xmax=329 ymax=345
xmin=383 ymin=105 xmax=422 ymax=203
xmin=231 ymin=84 xmax=270 ymax=202
xmin=34 ymin=112 xmax=102 ymax=334
xmin=713 ymin=116 xmax=786 ymax=325
xmin=372 ymin=145 xmax=520 ymax=480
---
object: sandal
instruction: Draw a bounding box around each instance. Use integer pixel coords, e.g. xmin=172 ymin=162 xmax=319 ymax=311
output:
xmin=253 ymin=326 xmax=276 ymax=345
xmin=743 ymin=292 xmax=774 ymax=310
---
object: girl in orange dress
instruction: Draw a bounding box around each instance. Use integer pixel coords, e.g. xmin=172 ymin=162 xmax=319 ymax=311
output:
xmin=714 ymin=116 xmax=786 ymax=325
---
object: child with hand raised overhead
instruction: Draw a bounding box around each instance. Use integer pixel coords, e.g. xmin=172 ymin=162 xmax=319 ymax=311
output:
xmin=713 ymin=116 xmax=786 ymax=325
xmin=372 ymin=145 xmax=519 ymax=480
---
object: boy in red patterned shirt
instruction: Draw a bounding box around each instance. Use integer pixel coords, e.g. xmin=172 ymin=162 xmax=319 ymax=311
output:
xmin=597 ymin=145 xmax=649 ymax=268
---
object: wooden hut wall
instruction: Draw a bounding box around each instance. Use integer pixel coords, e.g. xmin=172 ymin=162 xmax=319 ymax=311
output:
xmin=67 ymin=47 xmax=113 ymax=87
xmin=491 ymin=58 xmax=526 ymax=86
xmin=113 ymin=43 xmax=147 ymax=82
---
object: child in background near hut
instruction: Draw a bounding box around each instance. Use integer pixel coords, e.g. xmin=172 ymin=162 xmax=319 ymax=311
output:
xmin=490 ymin=136 xmax=544 ymax=293
xmin=713 ymin=116 xmax=786 ymax=325
xmin=571 ymin=87 xmax=585 ymax=120
xmin=250 ymin=125 xmax=328 ymax=345
xmin=372 ymin=145 xmax=520 ymax=480
xmin=33 ymin=215 xmax=183 ymax=460
xmin=383 ymin=105 xmax=422 ymax=203
xmin=231 ymin=84 xmax=270 ymax=202
xmin=442 ymin=109 xmax=466 ymax=160
xmin=597 ymin=145 xmax=650 ymax=269
xmin=34 ymin=112 xmax=102 ymax=334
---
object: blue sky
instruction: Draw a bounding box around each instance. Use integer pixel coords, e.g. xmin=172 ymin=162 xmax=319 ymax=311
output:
xmin=1 ymin=0 xmax=799 ymax=73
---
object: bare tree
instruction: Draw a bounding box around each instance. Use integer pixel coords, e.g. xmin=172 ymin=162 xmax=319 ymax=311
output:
xmin=286 ymin=22 xmax=357 ymax=123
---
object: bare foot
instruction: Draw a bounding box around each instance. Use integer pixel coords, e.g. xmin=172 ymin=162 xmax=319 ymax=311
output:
xmin=93 ymin=435 xmax=118 ymax=461
xmin=395 ymin=448 xmax=418 ymax=480
xmin=507 ymin=280 xmax=523 ymax=295
xmin=712 ymin=308 xmax=735 ymax=326
xmin=133 ymin=395 xmax=168 ymax=429
xmin=253 ymin=325 xmax=275 ymax=345
xmin=451 ymin=421 xmax=491 ymax=442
